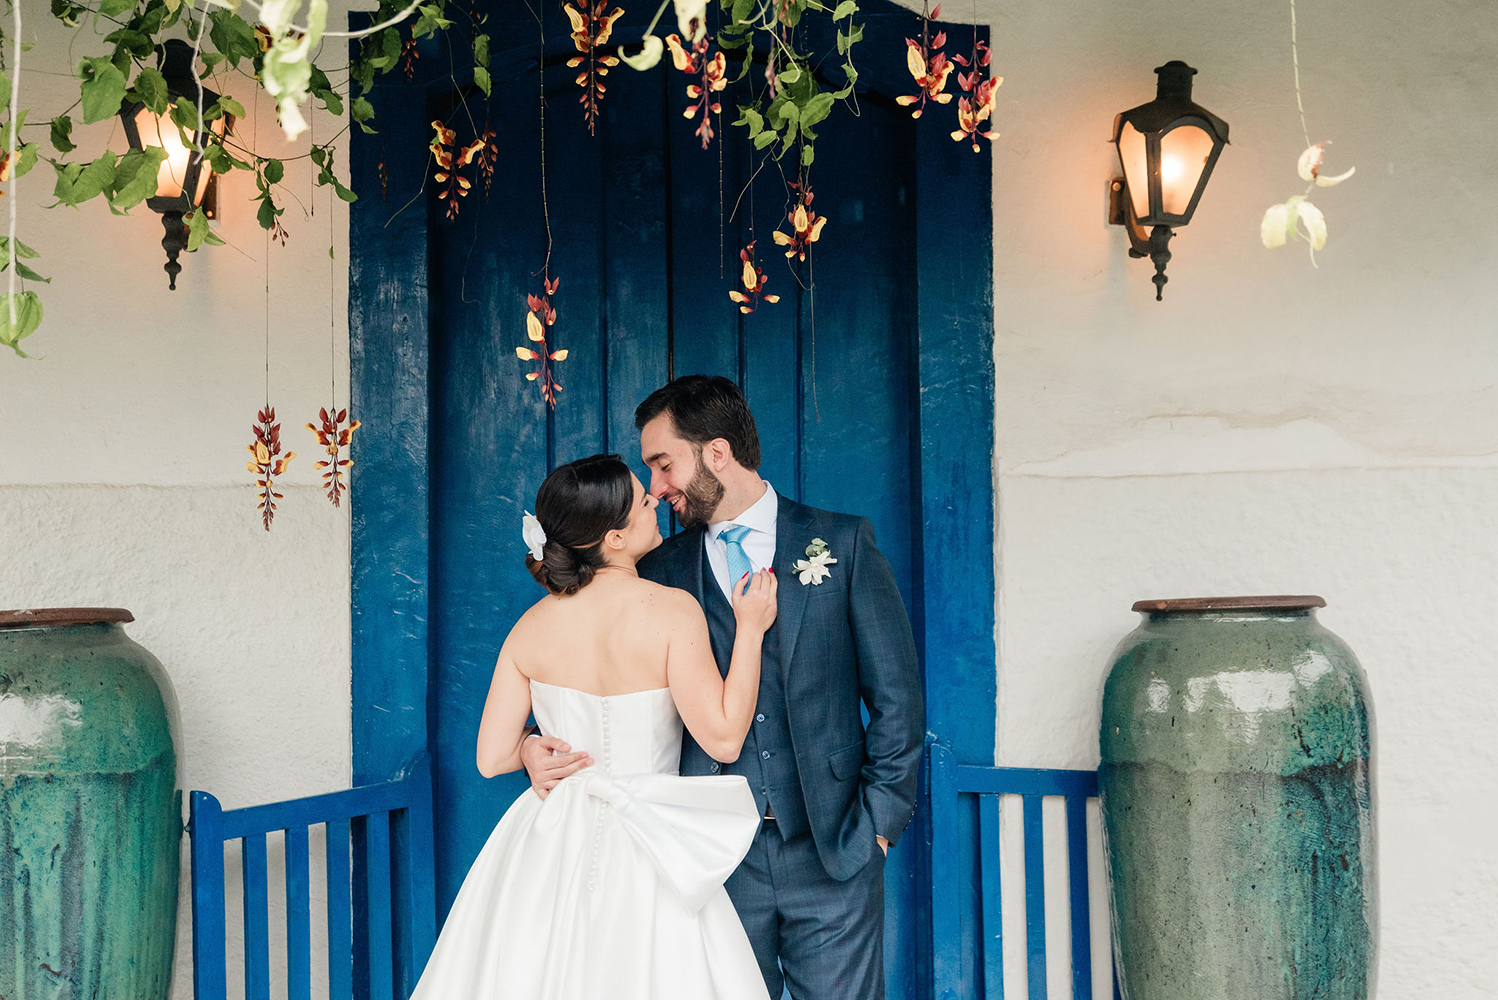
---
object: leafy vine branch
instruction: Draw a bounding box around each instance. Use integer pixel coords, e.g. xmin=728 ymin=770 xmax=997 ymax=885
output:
xmin=0 ymin=0 xmax=992 ymax=360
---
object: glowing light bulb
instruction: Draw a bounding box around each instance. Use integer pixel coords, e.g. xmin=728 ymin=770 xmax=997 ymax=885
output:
xmin=1161 ymin=154 xmax=1184 ymax=188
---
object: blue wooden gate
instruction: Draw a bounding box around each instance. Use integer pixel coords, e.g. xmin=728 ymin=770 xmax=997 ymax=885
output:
xmin=349 ymin=6 xmax=993 ymax=996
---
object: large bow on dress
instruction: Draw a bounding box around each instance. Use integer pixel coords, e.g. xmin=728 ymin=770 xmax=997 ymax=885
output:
xmin=579 ymin=769 xmax=760 ymax=914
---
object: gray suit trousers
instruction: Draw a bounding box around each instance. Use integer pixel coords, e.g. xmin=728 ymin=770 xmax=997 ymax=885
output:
xmin=726 ymin=821 xmax=886 ymax=1000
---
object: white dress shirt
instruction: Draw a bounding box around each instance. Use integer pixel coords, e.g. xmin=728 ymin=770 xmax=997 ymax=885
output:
xmin=705 ymin=481 xmax=779 ymax=601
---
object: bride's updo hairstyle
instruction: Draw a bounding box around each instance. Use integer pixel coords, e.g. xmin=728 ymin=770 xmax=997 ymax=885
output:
xmin=526 ymin=454 xmax=635 ymax=596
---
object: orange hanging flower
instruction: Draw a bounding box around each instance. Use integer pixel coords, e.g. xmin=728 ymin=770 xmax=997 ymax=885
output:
xmin=951 ymin=38 xmax=1001 ymax=150
xmin=431 ymin=120 xmax=485 ymax=220
xmin=306 ymin=407 xmax=360 ymax=507
xmin=772 ymin=185 xmax=828 ymax=262
xmin=897 ymin=37 xmax=953 ymax=118
xmin=247 ymin=406 xmax=296 ymax=531
xmin=665 ymin=33 xmax=728 ymax=149
xmin=728 ymin=241 xmax=780 ymax=313
xmin=516 ymin=276 xmax=568 ymax=408
xmin=896 ymin=5 xmax=951 ymax=119
xmin=565 ymin=0 xmax=626 ymax=134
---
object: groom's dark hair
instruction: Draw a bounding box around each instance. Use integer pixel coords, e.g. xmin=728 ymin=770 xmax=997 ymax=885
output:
xmin=635 ymin=376 xmax=761 ymax=470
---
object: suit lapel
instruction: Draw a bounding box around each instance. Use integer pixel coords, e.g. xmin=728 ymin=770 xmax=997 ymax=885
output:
xmin=679 ymin=526 xmax=708 ymax=607
xmin=773 ymin=496 xmax=814 ymax=684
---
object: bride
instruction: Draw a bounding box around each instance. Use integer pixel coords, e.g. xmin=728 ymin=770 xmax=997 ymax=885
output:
xmin=408 ymin=453 xmax=778 ymax=1000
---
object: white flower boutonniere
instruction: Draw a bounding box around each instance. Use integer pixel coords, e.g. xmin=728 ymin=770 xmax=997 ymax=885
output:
xmin=792 ymin=537 xmax=838 ymax=586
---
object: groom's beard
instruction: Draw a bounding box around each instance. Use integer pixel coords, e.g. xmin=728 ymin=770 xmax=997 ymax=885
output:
xmin=673 ymin=458 xmax=726 ymax=528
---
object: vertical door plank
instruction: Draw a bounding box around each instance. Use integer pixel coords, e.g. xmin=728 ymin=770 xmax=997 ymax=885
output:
xmin=603 ymin=59 xmax=671 ymax=472
xmin=428 ymin=62 xmax=553 ymax=915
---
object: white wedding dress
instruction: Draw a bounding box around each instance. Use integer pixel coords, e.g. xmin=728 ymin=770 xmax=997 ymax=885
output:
xmin=409 ymin=679 xmax=770 ymax=1000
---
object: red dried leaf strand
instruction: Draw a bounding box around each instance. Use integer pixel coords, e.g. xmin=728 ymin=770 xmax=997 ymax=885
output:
xmin=516 ymin=275 xmax=568 ymax=408
xmin=306 ymin=407 xmax=361 ymax=507
xmin=478 ymin=120 xmax=500 ymax=193
xmin=246 ymin=406 xmax=296 ymax=531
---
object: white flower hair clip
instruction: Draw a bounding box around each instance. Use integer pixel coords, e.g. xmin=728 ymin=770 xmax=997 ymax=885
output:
xmin=522 ymin=512 xmax=548 ymax=562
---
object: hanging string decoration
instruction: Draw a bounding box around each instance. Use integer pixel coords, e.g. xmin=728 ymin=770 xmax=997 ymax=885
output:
xmin=431 ymin=120 xmax=485 ymax=220
xmin=517 ymin=277 xmax=568 ymax=408
xmin=950 ymin=35 xmax=999 ymax=150
xmin=307 ymin=408 xmax=360 ymax=505
xmin=897 ymin=3 xmax=952 ymax=118
xmin=564 ymin=0 xmax=626 ymax=134
xmin=728 ymin=241 xmax=780 ymax=313
xmin=248 ymin=407 xmax=296 ymax=530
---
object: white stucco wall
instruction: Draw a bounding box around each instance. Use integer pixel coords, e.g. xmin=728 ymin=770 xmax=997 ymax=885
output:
xmin=1 ymin=0 xmax=1494 ymax=995
xmin=984 ymin=0 xmax=1498 ymax=995
xmin=0 ymin=3 xmax=357 ymax=997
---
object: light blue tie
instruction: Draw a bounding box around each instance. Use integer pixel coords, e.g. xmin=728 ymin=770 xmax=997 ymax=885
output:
xmin=719 ymin=524 xmax=754 ymax=596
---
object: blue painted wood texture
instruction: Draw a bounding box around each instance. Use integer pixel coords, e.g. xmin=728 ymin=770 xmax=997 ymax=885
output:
xmin=348 ymin=6 xmax=994 ymax=998
xmin=929 ymin=743 xmax=1117 ymax=1000
xmin=186 ymin=762 xmax=436 ymax=1000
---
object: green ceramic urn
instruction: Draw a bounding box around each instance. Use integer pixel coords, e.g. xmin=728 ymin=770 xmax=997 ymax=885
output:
xmin=1099 ymin=597 xmax=1377 ymax=1000
xmin=0 ymin=609 xmax=181 ymax=1000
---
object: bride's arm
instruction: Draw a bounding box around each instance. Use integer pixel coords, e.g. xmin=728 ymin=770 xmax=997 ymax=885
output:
xmin=475 ymin=640 xmax=535 ymax=778
xmin=665 ymin=570 xmax=778 ymax=763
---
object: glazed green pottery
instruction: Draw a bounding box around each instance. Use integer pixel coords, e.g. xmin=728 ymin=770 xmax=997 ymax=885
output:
xmin=0 ymin=609 xmax=181 ymax=1000
xmin=1099 ymin=596 xmax=1376 ymax=1000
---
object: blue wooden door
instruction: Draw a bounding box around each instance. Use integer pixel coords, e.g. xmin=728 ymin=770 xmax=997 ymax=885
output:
xmin=350 ymin=7 xmax=994 ymax=997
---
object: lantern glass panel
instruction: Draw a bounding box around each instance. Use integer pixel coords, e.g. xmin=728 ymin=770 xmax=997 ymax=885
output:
xmin=1117 ymin=121 xmax=1149 ymax=221
xmin=130 ymin=104 xmax=223 ymax=204
xmin=1158 ymin=123 xmax=1214 ymax=216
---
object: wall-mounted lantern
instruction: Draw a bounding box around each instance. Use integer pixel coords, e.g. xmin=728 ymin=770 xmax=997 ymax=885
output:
xmin=1109 ymin=60 xmax=1229 ymax=300
xmin=118 ymin=39 xmax=230 ymax=290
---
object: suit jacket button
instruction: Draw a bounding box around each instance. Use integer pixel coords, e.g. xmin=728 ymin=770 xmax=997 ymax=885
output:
xmin=755 ymin=714 xmax=765 ymax=723
xmin=710 ymin=762 xmax=720 ymax=772
xmin=761 ymin=750 xmax=771 ymax=760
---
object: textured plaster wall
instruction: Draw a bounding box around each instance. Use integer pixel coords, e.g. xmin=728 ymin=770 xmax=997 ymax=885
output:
xmin=0 ymin=2 xmax=359 ymax=997
xmin=2 ymin=0 xmax=1495 ymax=995
xmin=979 ymin=0 xmax=1498 ymax=995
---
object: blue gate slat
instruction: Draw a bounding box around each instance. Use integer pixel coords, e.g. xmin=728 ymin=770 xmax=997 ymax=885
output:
xmin=1022 ymin=795 xmax=1048 ymax=1000
xmin=284 ymin=825 xmax=312 ymax=1000
xmin=366 ymin=811 xmax=395 ymax=1000
xmin=188 ymin=792 xmax=228 ymax=1000
xmin=930 ymin=747 xmax=1116 ymax=1000
xmin=978 ymin=793 xmax=1004 ymax=1000
xmin=326 ymin=817 xmax=353 ymax=1000
xmin=1065 ymin=795 xmax=1093 ymax=1000
xmin=188 ymin=765 xmax=435 ymax=1000
xmin=241 ymin=833 xmax=270 ymax=1000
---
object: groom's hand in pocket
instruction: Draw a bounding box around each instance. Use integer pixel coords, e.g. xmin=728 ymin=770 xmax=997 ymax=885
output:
xmin=520 ymin=735 xmax=593 ymax=799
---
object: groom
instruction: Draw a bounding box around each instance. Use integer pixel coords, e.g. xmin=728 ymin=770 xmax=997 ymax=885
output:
xmin=521 ymin=375 xmax=924 ymax=1000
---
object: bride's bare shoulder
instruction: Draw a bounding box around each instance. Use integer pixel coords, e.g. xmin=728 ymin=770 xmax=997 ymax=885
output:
xmin=631 ymin=578 xmax=702 ymax=623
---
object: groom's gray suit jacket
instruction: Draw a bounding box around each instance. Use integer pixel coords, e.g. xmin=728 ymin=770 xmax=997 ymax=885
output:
xmin=638 ymin=494 xmax=924 ymax=882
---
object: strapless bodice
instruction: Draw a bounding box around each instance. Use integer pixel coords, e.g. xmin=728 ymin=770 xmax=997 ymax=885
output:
xmin=529 ymin=680 xmax=684 ymax=777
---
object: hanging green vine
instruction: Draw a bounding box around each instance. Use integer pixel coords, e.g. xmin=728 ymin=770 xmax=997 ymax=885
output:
xmin=0 ymin=0 xmax=877 ymax=358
